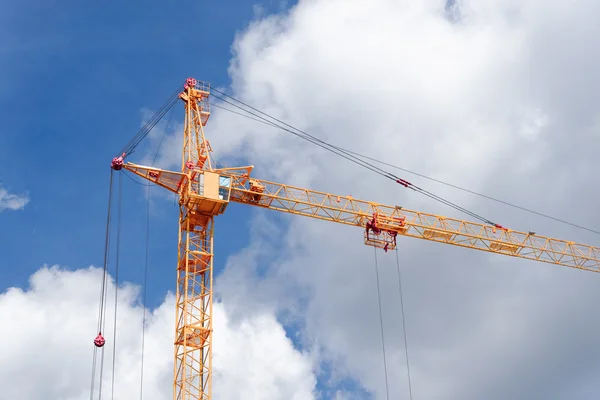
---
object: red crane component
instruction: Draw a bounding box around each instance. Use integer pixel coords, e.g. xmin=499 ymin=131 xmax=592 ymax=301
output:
xmin=184 ymin=77 xmax=197 ymax=89
xmin=365 ymin=212 xmax=402 ymax=252
xmin=111 ymin=153 xmax=126 ymax=170
xmin=94 ymin=332 xmax=106 ymax=348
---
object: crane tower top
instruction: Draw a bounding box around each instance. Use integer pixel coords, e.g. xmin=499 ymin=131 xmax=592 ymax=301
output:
xmin=181 ymin=77 xmax=211 ymax=127
xmin=179 ymin=77 xmax=214 ymax=174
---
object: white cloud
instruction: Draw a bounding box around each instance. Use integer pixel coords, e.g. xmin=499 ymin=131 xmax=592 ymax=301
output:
xmin=134 ymin=0 xmax=600 ymax=398
xmin=0 ymin=185 xmax=29 ymax=212
xmin=0 ymin=265 xmax=316 ymax=399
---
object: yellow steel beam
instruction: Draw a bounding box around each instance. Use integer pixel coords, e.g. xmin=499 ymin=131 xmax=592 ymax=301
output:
xmin=122 ymin=163 xmax=600 ymax=274
xmin=225 ymin=174 xmax=600 ymax=273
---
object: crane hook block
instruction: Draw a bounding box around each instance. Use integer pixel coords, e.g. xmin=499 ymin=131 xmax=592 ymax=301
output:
xmin=94 ymin=332 xmax=106 ymax=348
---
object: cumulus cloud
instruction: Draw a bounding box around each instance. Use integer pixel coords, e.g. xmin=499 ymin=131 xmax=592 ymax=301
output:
xmin=135 ymin=0 xmax=600 ymax=398
xmin=0 ymin=185 xmax=29 ymax=212
xmin=0 ymin=265 xmax=316 ymax=399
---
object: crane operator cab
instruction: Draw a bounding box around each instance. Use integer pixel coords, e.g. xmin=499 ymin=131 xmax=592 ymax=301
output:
xmin=187 ymin=171 xmax=232 ymax=216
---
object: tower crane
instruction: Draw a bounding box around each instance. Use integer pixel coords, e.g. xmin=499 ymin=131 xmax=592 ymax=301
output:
xmin=106 ymin=78 xmax=600 ymax=400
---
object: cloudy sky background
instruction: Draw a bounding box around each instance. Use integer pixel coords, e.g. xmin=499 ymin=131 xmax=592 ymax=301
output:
xmin=2 ymin=0 xmax=600 ymax=399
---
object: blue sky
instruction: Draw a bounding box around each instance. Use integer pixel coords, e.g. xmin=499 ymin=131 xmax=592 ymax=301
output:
xmin=1 ymin=2 xmax=364 ymax=396
xmin=0 ymin=0 xmax=294 ymax=306
xmin=6 ymin=2 xmax=600 ymax=399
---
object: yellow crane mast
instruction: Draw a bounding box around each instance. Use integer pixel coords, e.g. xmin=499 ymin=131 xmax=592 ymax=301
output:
xmin=111 ymin=78 xmax=600 ymax=400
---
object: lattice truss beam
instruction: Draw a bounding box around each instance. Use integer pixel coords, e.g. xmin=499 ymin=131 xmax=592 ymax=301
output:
xmin=122 ymin=162 xmax=600 ymax=273
xmin=174 ymin=206 xmax=213 ymax=400
xmin=228 ymin=175 xmax=600 ymax=272
xmin=174 ymin=78 xmax=214 ymax=400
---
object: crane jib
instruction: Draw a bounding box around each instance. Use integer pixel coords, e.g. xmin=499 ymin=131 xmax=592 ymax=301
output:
xmin=120 ymin=161 xmax=600 ymax=273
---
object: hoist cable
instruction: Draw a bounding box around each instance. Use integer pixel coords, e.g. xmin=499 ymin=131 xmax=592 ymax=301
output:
xmin=347 ymin=150 xmax=600 ymax=235
xmin=139 ymin=183 xmax=150 ymax=400
xmin=122 ymin=170 xmax=154 ymax=187
xmin=210 ymin=102 xmax=278 ymax=127
xmin=395 ymin=248 xmax=413 ymax=400
xmin=99 ymin=176 xmax=122 ymax=400
xmin=139 ymin=106 xmax=169 ymax=399
xmin=210 ymin=94 xmax=398 ymax=182
xmin=97 ymin=170 xmax=114 ymax=333
xmin=210 ymin=90 xmax=426 ymax=186
xmin=98 ymin=261 xmax=111 ymax=399
xmin=210 ymin=91 xmax=497 ymax=225
xmin=152 ymin=107 xmax=175 ymax=165
xmin=211 ymin=91 xmax=600 ymax=235
xmin=122 ymin=97 xmax=178 ymax=157
xmin=210 ymin=92 xmax=492 ymax=225
xmin=211 ymin=99 xmax=484 ymax=220
xmin=90 ymin=169 xmax=115 ymax=400
xmin=373 ymin=247 xmax=390 ymax=400
xmin=119 ymin=84 xmax=182 ymax=156
xmin=89 ymin=346 xmax=98 ymax=400
xmin=111 ymin=173 xmax=123 ymax=400
xmin=118 ymin=84 xmax=183 ymax=158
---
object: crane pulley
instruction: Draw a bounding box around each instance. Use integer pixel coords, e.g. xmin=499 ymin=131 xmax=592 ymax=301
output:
xmin=98 ymin=77 xmax=600 ymax=400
